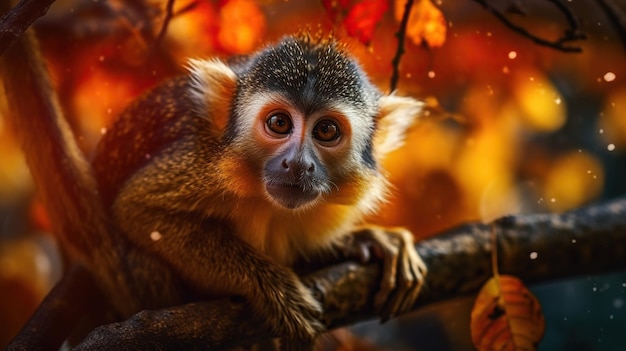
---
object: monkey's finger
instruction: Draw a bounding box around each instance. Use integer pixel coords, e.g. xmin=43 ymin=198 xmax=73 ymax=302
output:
xmin=378 ymin=228 xmax=427 ymax=321
xmin=372 ymin=231 xmax=399 ymax=317
xmin=396 ymin=246 xmax=427 ymax=315
xmin=378 ymin=234 xmax=413 ymax=321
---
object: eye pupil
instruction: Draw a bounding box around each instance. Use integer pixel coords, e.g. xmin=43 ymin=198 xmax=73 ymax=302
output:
xmin=266 ymin=113 xmax=292 ymax=135
xmin=313 ymin=119 xmax=340 ymax=143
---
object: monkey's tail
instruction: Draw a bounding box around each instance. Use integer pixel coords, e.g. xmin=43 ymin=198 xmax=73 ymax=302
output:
xmin=0 ymin=7 xmax=135 ymax=317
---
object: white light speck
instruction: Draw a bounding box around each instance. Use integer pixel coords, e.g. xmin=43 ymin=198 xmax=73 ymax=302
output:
xmin=571 ymin=239 xmax=577 ymax=244
xmin=508 ymin=51 xmax=517 ymax=59
xmin=529 ymin=251 xmax=538 ymax=260
xmin=145 ymin=154 xmax=151 ymax=160
xmin=609 ymin=314 xmax=614 ymax=320
xmin=550 ymin=198 xmax=556 ymax=203
xmin=150 ymin=231 xmax=162 ymax=241
xmin=555 ymin=98 xmax=561 ymax=105
xmin=593 ymin=287 xmax=597 ymax=292
xmin=428 ymin=71 xmax=436 ymax=78
xmin=614 ymin=298 xmax=623 ymax=308
xmin=106 ymin=108 xmax=113 ymax=114
xmin=604 ymin=72 xmax=616 ymax=82
xmin=100 ymin=127 xmax=107 ymax=135
xmin=599 ymin=128 xmax=604 ymax=134
xmin=99 ymin=56 xmax=105 ymax=62
xmin=607 ymin=143 xmax=616 ymax=151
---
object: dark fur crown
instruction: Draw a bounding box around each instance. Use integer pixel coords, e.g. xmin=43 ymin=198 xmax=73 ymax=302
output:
xmin=235 ymin=34 xmax=380 ymax=117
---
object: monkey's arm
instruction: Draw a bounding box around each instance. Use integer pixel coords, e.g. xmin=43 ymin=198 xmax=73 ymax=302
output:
xmin=111 ymin=150 xmax=323 ymax=343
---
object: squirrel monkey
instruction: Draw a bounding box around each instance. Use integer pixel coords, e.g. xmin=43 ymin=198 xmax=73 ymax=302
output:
xmin=4 ymin=29 xmax=425 ymax=348
xmin=91 ymin=33 xmax=426 ymax=347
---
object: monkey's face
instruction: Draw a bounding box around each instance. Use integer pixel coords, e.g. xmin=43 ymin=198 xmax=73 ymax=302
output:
xmin=187 ymin=35 xmax=420 ymax=213
xmin=223 ymin=35 xmax=383 ymax=211
xmin=236 ymin=92 xmax=372 ymax=211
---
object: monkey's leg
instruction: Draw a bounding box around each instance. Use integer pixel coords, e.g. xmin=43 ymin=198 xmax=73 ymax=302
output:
xmin=339 ymin=227 xmax=427 ymax=322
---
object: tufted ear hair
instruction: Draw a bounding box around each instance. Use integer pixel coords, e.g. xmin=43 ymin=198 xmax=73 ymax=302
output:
xmin=187 ymin=58 xmax=238 ymax=132
xmin=373 ymin=94 xmax=423 ymax=161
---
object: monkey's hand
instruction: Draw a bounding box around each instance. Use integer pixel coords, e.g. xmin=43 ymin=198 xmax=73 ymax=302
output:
xmin=342 ymin=227 xmax=427 ymax=322
xmin=255 ymin=267 xmax=324 ymax=346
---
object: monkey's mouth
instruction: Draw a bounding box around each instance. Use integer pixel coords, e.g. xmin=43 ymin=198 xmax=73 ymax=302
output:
xmin=266 ymin=182 xmax=320 ymax=209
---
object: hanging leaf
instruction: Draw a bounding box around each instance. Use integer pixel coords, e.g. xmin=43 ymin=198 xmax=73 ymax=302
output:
xmin=470 ymin=275 xmax=545 ymax=351
xmin=394 ymin=0 xmax=447 ymax=48
xmin=343 ymin=0 xmax=389 ymax=45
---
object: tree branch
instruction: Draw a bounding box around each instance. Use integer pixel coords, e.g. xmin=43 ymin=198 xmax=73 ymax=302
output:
xmin=0 ymin=0 xmax=56 ymax=55
xmin=70 ymin=196 xmax=626 ymax=350
xmin=472 ymin=0 xmax=586 ymax=52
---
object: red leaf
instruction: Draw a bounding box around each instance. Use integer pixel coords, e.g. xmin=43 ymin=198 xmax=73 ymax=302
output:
xmin=343 ymin=0 xmax=389 ymax=45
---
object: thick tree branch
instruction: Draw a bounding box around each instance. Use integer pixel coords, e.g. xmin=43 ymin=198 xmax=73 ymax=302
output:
xmin=0 ymin=0 xmax=56 ymax=55
xmin=71 ymin=196 xmax=626 ymax=350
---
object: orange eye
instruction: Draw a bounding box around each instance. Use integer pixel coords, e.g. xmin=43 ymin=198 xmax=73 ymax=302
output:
xmin=265 ymin=113 xmax=292 ymax=136
xmin=313 ymin=119 xmax=340 ymax=144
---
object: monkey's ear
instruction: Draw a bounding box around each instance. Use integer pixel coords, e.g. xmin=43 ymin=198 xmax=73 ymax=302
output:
xmin=187 ymin=58 xmax=238 ymax=132
xmin=373 ymin=94 xmax=423 ymax=160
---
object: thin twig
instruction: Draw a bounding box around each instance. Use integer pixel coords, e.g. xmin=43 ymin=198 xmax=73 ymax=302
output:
xmin=389 ymin=0 xmax=414 ymax=92
xmin=473 ymin=0 xmax=586 ymax=52
xmin=0 ymin=0 xmax=57 ymax=55
xmin=154 ymin=0 xmax=176 ymax=49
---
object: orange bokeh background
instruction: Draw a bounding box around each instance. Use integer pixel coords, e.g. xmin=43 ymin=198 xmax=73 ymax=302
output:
xmin=1 ymin=0 xmax=625 ymax=347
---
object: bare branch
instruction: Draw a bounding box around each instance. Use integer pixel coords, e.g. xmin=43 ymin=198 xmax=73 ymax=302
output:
xmin=472 ymin=0 xmax=586 ymax=52
xmin=154 ymin=0 xmax=176 ymax=49
xmin=0 ymin=0 xmax=56 ymax=55
xmin=390 ymin=0 xmax=414 ymax=92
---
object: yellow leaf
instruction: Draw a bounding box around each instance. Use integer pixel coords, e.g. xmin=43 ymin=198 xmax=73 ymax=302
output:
xmin=470 ymin=275 xmax=545 ymax=351
xmin=395 ymin=0 xmax=447 ymax=48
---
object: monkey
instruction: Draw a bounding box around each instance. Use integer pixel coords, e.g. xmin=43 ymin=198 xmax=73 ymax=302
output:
xmin=2 ymin=18 xmax=426 ymax=349
xmin=89 ymin=32 xmax=426 ymax=348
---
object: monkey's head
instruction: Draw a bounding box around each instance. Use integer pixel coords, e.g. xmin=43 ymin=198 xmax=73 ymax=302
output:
xmin=188 ymin=34 xmax=422 ymax=211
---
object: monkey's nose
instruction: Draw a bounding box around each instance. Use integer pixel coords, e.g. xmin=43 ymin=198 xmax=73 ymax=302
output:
xmin=281 ymin=157 xmax=315 ymax=177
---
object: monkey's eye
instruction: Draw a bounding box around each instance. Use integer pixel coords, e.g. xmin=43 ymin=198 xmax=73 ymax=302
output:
xmin=313 ymin=119 xmax=341 ymax=144
xmin=265 ymin=113 xmax=292 ymax=136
